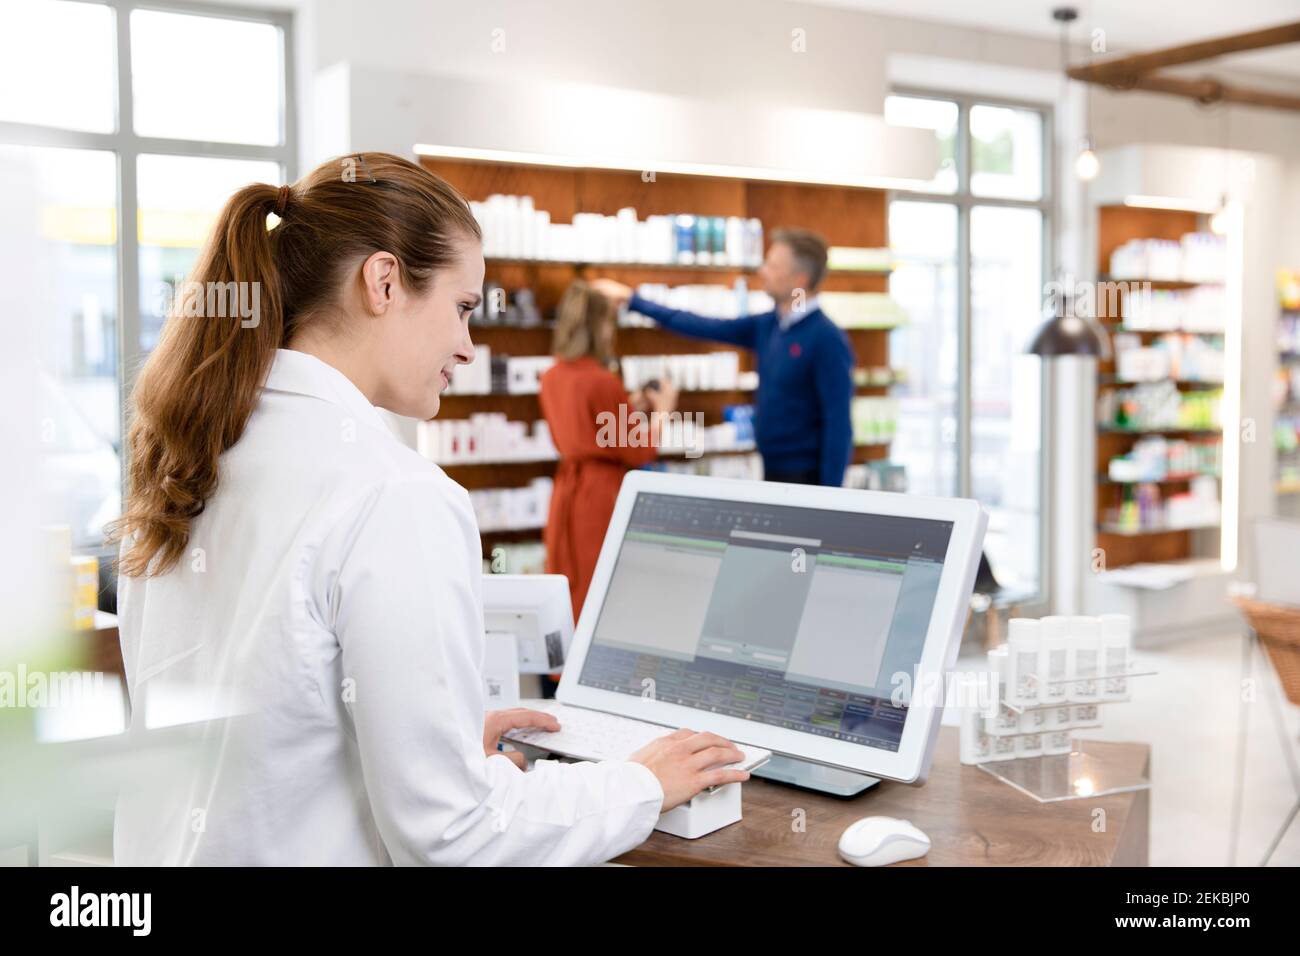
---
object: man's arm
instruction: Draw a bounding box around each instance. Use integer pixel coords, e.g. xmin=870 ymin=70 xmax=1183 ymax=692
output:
xmin=815 ymin=330 xmax=854 ymax=487
xmin=628 ymin=291 xmax=760 ymax=350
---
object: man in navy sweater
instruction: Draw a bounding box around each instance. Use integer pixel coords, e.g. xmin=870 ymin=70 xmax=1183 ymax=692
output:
xmin=593 ymin=228 xmax=853 ymax=486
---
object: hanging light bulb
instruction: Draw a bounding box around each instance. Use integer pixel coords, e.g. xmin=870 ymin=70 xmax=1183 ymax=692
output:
xmin=1075 ymin=138 xmax=1100 ymax=181
xmin=1209 ymin=195 xmax=1230 ymax=236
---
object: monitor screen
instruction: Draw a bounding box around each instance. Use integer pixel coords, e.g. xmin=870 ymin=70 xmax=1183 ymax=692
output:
xmin=578 ymin=492 xmax=955 ymax=752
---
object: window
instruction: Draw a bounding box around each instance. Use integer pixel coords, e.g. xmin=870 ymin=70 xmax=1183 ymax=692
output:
xmin=2 ymin=0 xmax=294 ymax=551
xmin=888 ymin=200 xmax=959 ymax=499
xmin=137 ymin=154 xmax=283 ymax=352
xmin=886 ymin=92 xmax=1050 ymax=603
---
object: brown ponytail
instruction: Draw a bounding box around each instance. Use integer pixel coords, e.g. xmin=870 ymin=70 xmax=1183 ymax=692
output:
xmin=110 ymin=152 xmax=481 ymax=577
xmin=552 ymin=280 xmax=618 ymax=366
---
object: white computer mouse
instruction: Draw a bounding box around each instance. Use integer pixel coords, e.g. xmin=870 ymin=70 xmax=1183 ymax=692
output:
xmin=837 ymin=816 xmax=931 ymax=867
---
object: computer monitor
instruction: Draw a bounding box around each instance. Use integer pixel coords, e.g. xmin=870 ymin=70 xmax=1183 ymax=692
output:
xmin=556 ymin=471 xmax=987 ymax=785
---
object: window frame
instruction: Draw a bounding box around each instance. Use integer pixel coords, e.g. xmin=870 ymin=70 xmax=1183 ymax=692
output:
xmin=888 ymin=88 xmax=1054 ymax=612
xmin=0 ymin=0 xmax=297 ymax=542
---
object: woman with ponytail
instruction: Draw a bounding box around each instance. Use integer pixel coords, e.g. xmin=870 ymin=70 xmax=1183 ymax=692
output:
xmin=539 ymin=281 xmax=679 ymax=620
xmin=110 ymin=153 xmax=747 ymax=866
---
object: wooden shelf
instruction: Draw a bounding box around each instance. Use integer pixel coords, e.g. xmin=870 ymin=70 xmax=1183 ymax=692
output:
xmin=1097 ymin=474 xmax=1219 ymax=485
xmin=1095 ymin=204 xmax=1224 ymax=569
xmin=1098 ymin=375 xmax=1223 ymax=388
xmin=445 ymin=442 xmax=888 ymax=492
xmin=423 ymin=153 xmax=896 ymax=537
xmin=485 ymin=256 xmax=891 ymax=278
xmin=479 ymin=527 xmax=546 ymax=544
xmin=1098 ymin=522 xmax=1220 ymax=537
xmin=1097 ymin=426 xmax=1221 ymax=435
xmin=1098 ymin=275 xmax=1222 ymax=289
xmin=1102 ymin=324 xmax=1224 ymax=337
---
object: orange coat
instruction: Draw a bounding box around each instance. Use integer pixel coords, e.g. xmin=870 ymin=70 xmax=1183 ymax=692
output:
xmin=539 ymin=357 xmax=658 ymax=620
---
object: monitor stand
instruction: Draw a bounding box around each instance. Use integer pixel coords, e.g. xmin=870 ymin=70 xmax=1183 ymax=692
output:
xmin=750 ymin=754 xmax=880 ymax=797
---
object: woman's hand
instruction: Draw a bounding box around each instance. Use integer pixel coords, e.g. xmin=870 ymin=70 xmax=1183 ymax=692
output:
xmin=483 ymin=708 xmax=560 ymax=770
xmin=648 ymin=376 xmax=679 ymax=414
xmin=629 ymin=729 xmax=750 ymax=811
xmin=590 ymin=278 xmax=633 ymax=306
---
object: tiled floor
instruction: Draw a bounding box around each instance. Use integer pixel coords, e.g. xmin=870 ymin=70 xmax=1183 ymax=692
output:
xmin=958 ymin=629 xmax=1300 ymax=867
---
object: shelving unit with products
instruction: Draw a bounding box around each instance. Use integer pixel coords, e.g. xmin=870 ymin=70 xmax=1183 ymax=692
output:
xmin=1094 ymin=205 xmax=1228 ymax=568
xmin=417 ymin=152 xmax=907 ymax=562
xmin=1276 ymin=268 xmax=1300 ymax=514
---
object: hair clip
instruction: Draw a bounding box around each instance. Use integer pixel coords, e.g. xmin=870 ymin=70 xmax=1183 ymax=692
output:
xmin=346 ymin=153 xmax=378 ymax=184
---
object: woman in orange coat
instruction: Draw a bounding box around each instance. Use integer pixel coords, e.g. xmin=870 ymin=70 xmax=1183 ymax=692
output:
xmin=539 ymin=281 xmax=678 ymax=621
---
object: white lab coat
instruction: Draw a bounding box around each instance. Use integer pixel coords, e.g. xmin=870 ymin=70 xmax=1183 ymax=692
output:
xmin=114 ymin=348 xmax=663 ymax=865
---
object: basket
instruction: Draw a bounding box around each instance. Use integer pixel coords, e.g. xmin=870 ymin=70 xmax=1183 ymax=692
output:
xmin=1232 ymin=596 xmax=1300 ymax=706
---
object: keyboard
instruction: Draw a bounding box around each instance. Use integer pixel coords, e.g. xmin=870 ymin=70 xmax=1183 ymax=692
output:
xmin=503 ymin=700 xmax=771 ymax=773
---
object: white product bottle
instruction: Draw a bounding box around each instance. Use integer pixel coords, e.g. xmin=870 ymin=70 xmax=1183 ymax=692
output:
xmin=725 ymin=217 xmax=745 ymax=266
xmin=990 ymin=733 xmax=1018 ymax=762
xmin=1068 ymin=616 xmax=1102 ymax=703
xmin=960 ymin=705 xmax=994 ymax=764
xmin=1039 ymin=616 xmax=1071 ymax=705
xmin=957 ymin=673 xmax=994 ymax=765
xmin=1018 ymin=704 xmax=1048 ymax=734
xmin=744 ymin=218 xmax=763 ymax=267
xmin=1072 ymin=703 xmax=1102 ymax=728
xmin=1099 ymin=613 xmax=1132 ymax=701
xmin=1016 ymin=732 xmax=1044 ymax=758
xmin=1049 ymin=704 xmax=1074 ymax=730
xmin=984 ymin=645 xmax=1019 ymax=736
xmin=1006 ymin=618 xmax=1042 ymax=707
xmin=1043 ymin=730 xmax=1072 ymax=756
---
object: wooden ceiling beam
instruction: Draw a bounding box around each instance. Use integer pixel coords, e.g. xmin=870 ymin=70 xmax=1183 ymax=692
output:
xmin=1065 ymin=21 xmax=1300 ymax=112
xmin=1067 ymin=21 xmax=1300 ymax=85
xmin=1122 ymin=73 xmax=1300 ymax=111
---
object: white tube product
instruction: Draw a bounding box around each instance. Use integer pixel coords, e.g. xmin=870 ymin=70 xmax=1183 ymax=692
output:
xmin=984 ymin=646 xmax=1020 ymax=737
xmin=986 ymin=645 xmax=1021 ymax=763
xmin=1039 ymin=616 xmax=1071 ymax=706
xmin=1099 ymin=613 xmax=1132 ymax=701
xmin=1068 ymin=616 xmax=1103 ymax=703
xmin=1006 ymin=618 xmax=1042 ymax=707
xmin=1048 ymin=702 xmax=1074 ymax=731
xmin=1072 ymin=703 xmax=1102 ymax=728
xmin=1043 ymin=728 xmax=1073 ymax=756
xmin=1016 ymin=731 xmax=1044 ymax=758
xmin=958 ymin=672 xmax=994 ymax=765
xmin=1018 ymin=700 xmax=1049 ymax=734
xmin=1039 ymin=615 xmax=1074 ymax=754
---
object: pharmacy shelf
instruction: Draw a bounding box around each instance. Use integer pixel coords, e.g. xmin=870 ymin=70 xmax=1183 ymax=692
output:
xmin=436 ymin=417 xmax=893 ymax=493
xmin=483 ymin=255 xmax=892 ymax=277
xmin=1097 ymin=426 xmax=1221 ymax=435
xmin=1097 ymin=474 xmax=1219 ymax=485
xmin=1099 ymin=275 xmax=1222 ymax=289
xmin=422 ymin=149 xmax=899 ymax=559
xmin=1095 ymin=204 xmax=1230 ymax=571
xmin=440 ymin=382 xmax=891 ymax=406
xmin=440 ymin=441 xmax=887 ymax=480
xmin=1097 ymin=376 xmax=1223 ymax=388
xmin=1102 ymin=325 xmax=1224 ymax=338
xmin=1097 ymin=522 xmax=1220 ymax=537
xmin=479 ymin=526 xmax=546 ymax=541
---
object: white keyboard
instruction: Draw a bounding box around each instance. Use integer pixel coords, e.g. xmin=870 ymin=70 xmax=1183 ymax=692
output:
xmin=503 ymin=700 xmax=770 ymax=773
